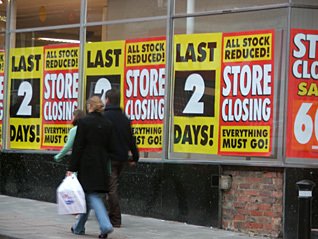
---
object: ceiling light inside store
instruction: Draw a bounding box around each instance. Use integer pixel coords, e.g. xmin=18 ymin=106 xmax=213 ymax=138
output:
xmin=35 ymin=37 xmax=80 ymax=44
xmin=0 ymin=1 xmax=3 ymax=4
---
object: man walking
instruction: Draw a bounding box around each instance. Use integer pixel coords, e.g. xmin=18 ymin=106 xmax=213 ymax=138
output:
xmin=103 ymin=88 xmax=139 ymax=228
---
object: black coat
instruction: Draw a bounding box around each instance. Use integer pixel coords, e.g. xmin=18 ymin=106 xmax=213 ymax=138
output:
xmin=103 ymin=105 xmax=139 ymax=162
xmin=68 ymin=112 xmax=115 ymax=193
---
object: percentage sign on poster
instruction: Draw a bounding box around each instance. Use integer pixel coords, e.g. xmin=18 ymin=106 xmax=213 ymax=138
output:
xmin=94 ymin=78 xmax=112 ymax=104
xmin=294 ymin=103 xmax=318 ymax=146
xmin=17 ymin=81 xmax=33 ymax=116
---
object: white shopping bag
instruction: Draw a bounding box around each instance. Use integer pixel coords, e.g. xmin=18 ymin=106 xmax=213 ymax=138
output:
xmin=57 ymin=174 xmax=86 ymax=215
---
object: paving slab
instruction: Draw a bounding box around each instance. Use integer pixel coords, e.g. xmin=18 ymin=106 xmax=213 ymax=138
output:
xmin=0 ymin=195 xmax=267 ymax=239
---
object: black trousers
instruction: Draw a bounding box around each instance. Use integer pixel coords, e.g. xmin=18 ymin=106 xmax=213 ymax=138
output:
xmin=107 ymin=160 xmax=125 ymax=226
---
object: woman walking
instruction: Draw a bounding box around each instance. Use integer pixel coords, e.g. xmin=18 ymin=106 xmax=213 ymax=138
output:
xmin=67 ymin=96 xmax=115 ymax=238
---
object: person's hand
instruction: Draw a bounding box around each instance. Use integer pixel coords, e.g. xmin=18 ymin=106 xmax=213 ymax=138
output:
xmin=128 ymin=160 xmax=136 ymax=167
xmin=54 ymin=155 xmax=62 ymax=162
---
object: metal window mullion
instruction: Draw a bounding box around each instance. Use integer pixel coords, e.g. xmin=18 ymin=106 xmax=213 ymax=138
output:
xmin=12 ymin=23 xmax=81 ymax=34
xmin=2 ymin=0 xmax=15 ymax=151
xmin=78 ymin=0 xmax=87 ymax=110
xmin=284 ymin=5 xmax=292 ymax=166
xmin=162 ymin=0 xmax=175 ymax=160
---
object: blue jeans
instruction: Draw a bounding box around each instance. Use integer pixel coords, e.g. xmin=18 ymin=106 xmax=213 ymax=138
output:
xmin=72 ymin=193 xmax=113 ymax=235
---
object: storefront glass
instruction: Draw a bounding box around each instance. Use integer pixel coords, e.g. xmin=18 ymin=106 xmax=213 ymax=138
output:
xmin=86 ymin=20 xmax=166 ymax=42
xmin=14 ymin=28 xmax=80 ymax=48
xmin=170 ymin=8 xmax=288 ymax=162
xmin=86 ymin=20 xmax=166 ymax=158
xmin=291 ymin=0 xmax=318 ymax=6
xmin=8 ymin=27 xmax=80 ymax=151
xmin=285 ymin=7 xmax=318 ymax=163
xmin=4 ymin=0 xmax=315 ymax=164
xmin=15 ymin=0 xmax=80 ymax=29
xmin=87 ymin=0 xmax=168 ymax=22
xmin=175 ymin=0 xmax=289 ymax=14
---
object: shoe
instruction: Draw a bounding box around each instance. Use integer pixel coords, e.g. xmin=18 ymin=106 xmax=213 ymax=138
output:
xmin=71 ymin=227 xmax=85 ymax=235
xmin=98 ymin=234 xmax=108 ymax=238
xmin=113 ymin=224 xmax=121 ymax=228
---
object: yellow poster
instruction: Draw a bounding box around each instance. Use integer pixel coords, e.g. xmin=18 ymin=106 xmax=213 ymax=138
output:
xmin=85 ymin=41 xmax=125 ymax=106
xmin=8 ymin=47 xmax=43 ymax=150
xmin=173 ymin=33 xmax=222 ymax=154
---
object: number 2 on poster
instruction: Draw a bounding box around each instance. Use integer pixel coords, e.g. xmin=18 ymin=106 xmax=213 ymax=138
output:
xmin=17 ymin=81 xmax=32 ymax=116
xmin=183 ymin=73 xmax=205 ymax=114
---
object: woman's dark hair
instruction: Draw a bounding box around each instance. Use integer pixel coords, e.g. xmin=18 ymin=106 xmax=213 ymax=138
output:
xmin=72 ymin=109 xmax=85 ymax=126
xmin=106 ymin=88 xmax=120 ymax=106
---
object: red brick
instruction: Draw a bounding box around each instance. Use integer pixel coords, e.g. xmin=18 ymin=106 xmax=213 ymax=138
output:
xmin=246 ymin=222 xmax=263 ymax=229
xmin=234 ymin=214 xmax=245 ymax=221
xmin=250 ymin=210 xmax=263 ymax=216
xmin=258 ymin=204 xmax=272 ymax=210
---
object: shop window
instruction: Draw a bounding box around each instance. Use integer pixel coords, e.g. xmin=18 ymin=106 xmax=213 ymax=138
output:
xmin=86 ymin=20 xmax=166 ymax=42
xmin=290 ymin=8 xmax=318 ymax=29
xmin=0 ymin=0 xmax=6 ymax=33
xmin=175 ymin=0 xmax=289 ymax=14
xmin=170 ymin=8 xmax=288 ymax=162
xmin=285 ymin=7 xmax=318 ymax=163
xmin=15 ymin=0 xmax=80 ymax=29
xmin=291 ymin=0 xmax=318 ymax=6
xmin=87 ymin=0 xmax=167 ymax=22
xmin=14 ymin=28 xmax=80 ymax=48
xmin=85 ymin=21 xmax=167 ymax=159
xmin=7 ymin=28 xmax=80 ymax=151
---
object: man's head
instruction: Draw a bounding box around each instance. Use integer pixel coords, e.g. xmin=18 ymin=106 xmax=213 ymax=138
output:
xmin=105 ymin=88 xmax=120 ymax=106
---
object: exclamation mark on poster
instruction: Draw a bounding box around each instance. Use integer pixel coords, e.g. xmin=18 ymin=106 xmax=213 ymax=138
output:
xmin=209 ymin=125 xmax=214 ymax=146
xmin=36 ymin=125 xmax=40 ymax=143
xmin=267 ymin=47 xmax=270 ymax=57
xmin=265 ymin=138 xmax=268 ymax=149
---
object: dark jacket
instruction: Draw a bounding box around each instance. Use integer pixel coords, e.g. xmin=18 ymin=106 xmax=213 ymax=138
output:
xmin=103 ymin=105 xmax=139 ymax=162
xmin=68 ymin=112 xmax=115 ymax=193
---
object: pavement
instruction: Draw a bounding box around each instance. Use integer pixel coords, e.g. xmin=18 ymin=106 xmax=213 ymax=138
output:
xmin=0 ymin=195 xmax=267 ymax=239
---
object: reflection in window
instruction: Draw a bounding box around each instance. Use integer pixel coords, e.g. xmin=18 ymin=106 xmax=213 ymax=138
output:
xmin=15 ymin=28 xmax=80 ymax=48
xmin=15 ymin=0 xmax=80 ymax=29
xmin=86 ymin=20 xmax=166 ymax=42
xmin=87 ymin=0 xmax=167 ymax=22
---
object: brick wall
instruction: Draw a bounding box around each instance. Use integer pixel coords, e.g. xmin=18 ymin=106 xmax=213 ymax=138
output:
xmin=222 ymin=167 xmax=283 ymax=238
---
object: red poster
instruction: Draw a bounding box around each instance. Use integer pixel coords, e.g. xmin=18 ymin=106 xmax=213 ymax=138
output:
xmin=286 ymin=29 xmax=318 ymax=159
xmin=219 ymin=30 xmax=275 ymax=156
xmin=41 ymin=44 xmax=79 ymax=149
xmin=124 ymin=37 xmax=166 ymax=152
